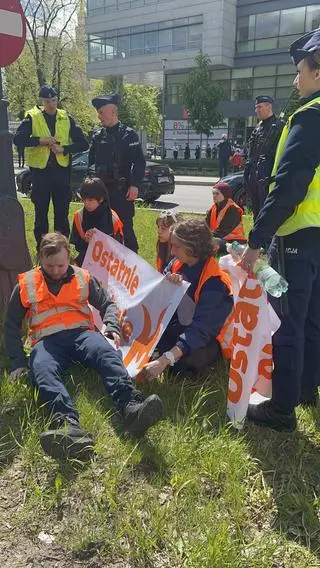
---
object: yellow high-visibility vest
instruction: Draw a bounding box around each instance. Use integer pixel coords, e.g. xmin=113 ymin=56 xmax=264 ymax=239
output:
xmin=24 ymin=106 xmax=71 ymax=169
xmin=269 ymin=96 xmax=320 ymax=236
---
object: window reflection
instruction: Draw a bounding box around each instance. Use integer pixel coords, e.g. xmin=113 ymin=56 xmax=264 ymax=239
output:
xmin=88 ymin=17 xmax=203 ymax=61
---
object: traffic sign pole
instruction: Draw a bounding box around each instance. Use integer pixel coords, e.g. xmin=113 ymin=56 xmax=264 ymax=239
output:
xmin=0 ymin=0 xmax=31 ymax=310
xmin=0 ymin=69 xmax=17 ymax=199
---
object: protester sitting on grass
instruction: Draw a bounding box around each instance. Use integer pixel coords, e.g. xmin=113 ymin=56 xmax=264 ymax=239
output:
xmin=156 ymin=210 xmax=184 ymax=272
xmin=206 ymin=182 xmax=247 ymax=255
xmin=139 ymin=219 xmax=234 ymax=379
xmin=70 ymin=177 xmax=123 ymax=266
xmin=4 ymin=232 xmax=164 ymax=461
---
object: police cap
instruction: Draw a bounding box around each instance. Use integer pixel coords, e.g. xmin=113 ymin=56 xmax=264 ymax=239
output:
xmin=39 ymin=85 xmax=57 ymax=99
xmin=255 ymin=95 xmax=274 ymax=104
xmin=290 ymin=27 xmax=320 ymax=65
xmin=91 ymin=93 xmax=120 ymax=110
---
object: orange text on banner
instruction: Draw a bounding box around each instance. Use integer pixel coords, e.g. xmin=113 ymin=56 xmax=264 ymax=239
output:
xmin=92 ymin=240 xmax=140 ymax=297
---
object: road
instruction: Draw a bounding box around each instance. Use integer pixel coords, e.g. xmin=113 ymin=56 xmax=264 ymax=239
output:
xmin=151 ymin=183 xmax=214 ymax=214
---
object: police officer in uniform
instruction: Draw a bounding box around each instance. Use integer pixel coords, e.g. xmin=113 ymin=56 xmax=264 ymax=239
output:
xmin=244 ymin=95 xmax=284 ymax=220
xmin=89 ymin=94 xmax=145 ymax=253
xmin=242 ymin=28 xmax=320 ymax=431
xmin=14 ymin=86 xmax=89 ymax=249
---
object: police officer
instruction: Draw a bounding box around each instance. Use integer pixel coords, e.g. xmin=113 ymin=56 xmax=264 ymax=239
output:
xmin=14 ymin=86 xmax=89 ymax=249
xmin=244 ymin=95 xmax=284 ymax=220
xmin=89 ymin=94 xmax=145 ymax=253
xmin=242 ymin=28 xmax=320 ymax=431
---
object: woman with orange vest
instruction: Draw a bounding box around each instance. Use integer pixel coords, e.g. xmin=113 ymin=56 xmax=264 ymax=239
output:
xmin=206 ymin=182 xmax=247 ymax=254
xmin=70 ymin=177 xmax=124 ymax=265
xmin=155 ymin=210 xmax=184 ymax=272
xmin=138 ymin=219 xmax=234 ymax=380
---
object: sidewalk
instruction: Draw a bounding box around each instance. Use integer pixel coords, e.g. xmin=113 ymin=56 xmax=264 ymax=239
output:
xmin=175 ymin=175 xmax=219 ymax=186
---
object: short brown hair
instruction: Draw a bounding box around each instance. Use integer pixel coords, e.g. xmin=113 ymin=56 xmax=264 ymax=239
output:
xmin=39 ymin=232 xmax=70 ymax=258
xmin=171 ymin=219 xmax=215 ymax=260
xmin=305 ymin=50 xmax=320 ymax=70
xmin=79 ymin=177 xmax=109 ymax=205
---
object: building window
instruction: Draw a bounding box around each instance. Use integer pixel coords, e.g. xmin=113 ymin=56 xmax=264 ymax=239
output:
xmin=235 ymin=5 xmax=320 ymax=53
xmin=88 ymin=16 xmax=203 ymax=61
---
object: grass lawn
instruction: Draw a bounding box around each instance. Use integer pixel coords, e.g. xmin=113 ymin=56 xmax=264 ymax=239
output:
xmin=0 ymin=198 xmax=319 ymax=567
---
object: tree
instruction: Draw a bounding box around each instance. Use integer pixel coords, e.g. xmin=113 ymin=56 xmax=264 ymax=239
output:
xmin=282 ymin=88 xmax=301 ymax=120
xmin=182 ymin=51 xmax=225 ymax=150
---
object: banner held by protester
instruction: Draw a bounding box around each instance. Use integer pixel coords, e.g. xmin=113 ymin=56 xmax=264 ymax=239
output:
xmin=83 ymin=231 xmax=189 ymax=377
xmin=219 ymin=254 xmax=281 ymax=428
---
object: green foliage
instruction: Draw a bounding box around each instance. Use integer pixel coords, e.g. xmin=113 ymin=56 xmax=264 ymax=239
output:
xmin=0 ymin=201 xmax=319 ymax=567
xmin=282 ymin=88 xmax=301 ymax=120
xmin=182 ymin=52 xmax=225 ymax=139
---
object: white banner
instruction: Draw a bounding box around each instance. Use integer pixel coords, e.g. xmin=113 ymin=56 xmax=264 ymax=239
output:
xmin=83 ymin=231 xmax=189 ymax=377
xmin=219 ymin=255 xmax=281 ymax=428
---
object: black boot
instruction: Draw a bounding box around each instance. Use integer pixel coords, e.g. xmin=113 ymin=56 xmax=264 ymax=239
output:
xmin=246 ymin=400 xmax=297 ymax=432
xmin=299 ymin=385 xmax=319 ymax=408
xmin=122 ymin=393 xmax=164 ymax=437
xmin=40 ymin=416 xmax=94 ymax=460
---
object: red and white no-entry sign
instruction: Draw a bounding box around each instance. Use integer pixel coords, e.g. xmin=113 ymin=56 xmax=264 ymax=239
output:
xmin=0 ymin=0 xmax=26 ymax=67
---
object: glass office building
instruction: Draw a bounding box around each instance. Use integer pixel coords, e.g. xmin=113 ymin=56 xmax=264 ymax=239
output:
xmin=86 ymin=0 xmax=320 ymax=144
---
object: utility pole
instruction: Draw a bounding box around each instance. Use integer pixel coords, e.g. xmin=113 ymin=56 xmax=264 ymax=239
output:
xmin=161 ymin=58 xmax=167 ymax=160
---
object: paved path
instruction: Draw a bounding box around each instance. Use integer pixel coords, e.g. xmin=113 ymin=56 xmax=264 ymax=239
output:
xmin=151 ymin=183 xmax=213 ymax=214
xmin=175 ymin=175 xmax=219 ymax=186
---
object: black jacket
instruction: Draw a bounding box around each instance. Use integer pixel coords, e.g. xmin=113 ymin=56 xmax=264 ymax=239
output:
xmin=88 ymin=121 xmax=145 ymax=189
xmin=249 ymin=91 xmax=320 ymax=249
xmin=13 ymin=109 xmax=89 ymax=169
xmin=4 ymin=267 xmax=120 ymax=371
xmin=70 ymin=202 xmax=123 ymax=265
xmin=244 ymin=114 xmax=284 ymax=186
xmin=218 ymin=140 xmax=232 ymax=161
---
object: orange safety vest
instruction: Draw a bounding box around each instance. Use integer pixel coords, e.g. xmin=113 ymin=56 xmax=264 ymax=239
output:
xmin=172 ymin=257 xmax=234 ymax=358
xmin=209 ymin=199 xmax=246 ymax=242
xmin=156 ymin=256 xmax=163 ymax=272
xmin=18 ymin=266 xmax=95 ymax=346
xmin=73 ymin=208 xmax=123 ymax=241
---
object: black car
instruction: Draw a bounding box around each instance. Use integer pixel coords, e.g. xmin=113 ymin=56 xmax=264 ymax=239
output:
xmin=220 ymin=170 xmax=246 ymax=208
xmin=16 ymin=151 xmax=175 ymax=204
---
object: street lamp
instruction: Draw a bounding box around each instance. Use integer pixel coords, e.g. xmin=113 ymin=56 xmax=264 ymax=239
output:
xmin=161 ymin=58 xmax=167 ymax=160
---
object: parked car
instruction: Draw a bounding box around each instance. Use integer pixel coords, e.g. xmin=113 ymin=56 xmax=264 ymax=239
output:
xmin=16 ymin=151 xmax=175 ymax=204
xmin=220 ymin=170 xmax=246 ymax=208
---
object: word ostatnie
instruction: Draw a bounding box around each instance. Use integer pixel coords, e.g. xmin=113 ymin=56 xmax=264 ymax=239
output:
xmin=92 ymin=240 xmax=139 ymax=297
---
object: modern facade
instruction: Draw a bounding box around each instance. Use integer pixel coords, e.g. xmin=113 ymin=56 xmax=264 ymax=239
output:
xmin=86 ymin=0 xmax=320 ymax=148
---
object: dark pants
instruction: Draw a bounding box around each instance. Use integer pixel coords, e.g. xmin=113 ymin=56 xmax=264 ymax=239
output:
xmin=29 ymin=329 xmax=134 ymax=421
xmin=31 ymin=166 xmax=71 ymax=248
xmin=270 ymin=237 xmax=320 ymax=411
xmin=219 ymin=159 xmax=229 ymax=178
xmin=155 ymin=322 xmax=221 ymax=373
xmin=246 ymin=177 xmax=268 ymax=221
xmin=108 ymin=188 xmax=138 ymax=253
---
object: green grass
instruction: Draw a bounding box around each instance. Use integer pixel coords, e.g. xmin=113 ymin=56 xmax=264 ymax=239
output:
xmin=0 ymin=198 xmax=319 ymax=567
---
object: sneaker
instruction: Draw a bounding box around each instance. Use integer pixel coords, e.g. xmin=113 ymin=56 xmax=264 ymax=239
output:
xmin=246 ymin=400 xmax=297 ymax=432
xmin=40 ymin=416 xmax=94 ymax=460
xmin=299 ymin=385 xmax=319 ymax=408
xmin=123 ymin=394 xmax=164 ymax=437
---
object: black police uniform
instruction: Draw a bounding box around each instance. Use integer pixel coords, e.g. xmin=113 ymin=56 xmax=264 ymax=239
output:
xmin=246 ymin=29 xmax=320 ymax=430
xmin=89 ymin=94 xmax=145 ymax=253
xmin=13 ymin=86 xmax=88 ymax=248
xmin=244 ymin=96 xmax=284 ymax=221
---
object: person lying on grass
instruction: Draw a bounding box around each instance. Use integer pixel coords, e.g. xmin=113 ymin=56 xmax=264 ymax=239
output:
xmin=139 ymin=218 xmax=234 ymax=380
xmin=4 ymin=232 xmax=163 ymax=461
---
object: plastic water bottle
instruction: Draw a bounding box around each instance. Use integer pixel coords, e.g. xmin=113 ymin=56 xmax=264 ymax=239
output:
xmin=226 ymin=241 xmax=288 ymax=298
xmin=253 ymin=257 xmax=288 ymax=298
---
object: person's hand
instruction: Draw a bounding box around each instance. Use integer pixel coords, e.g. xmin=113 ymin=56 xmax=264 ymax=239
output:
xmin=105 ymin=331 xmax=121 ymax=349
xmin=51 ymin=143 xmax=64 ymax=155
xmin=240 ymin=246 xmax=261 ymax=274
xmin=126 ymin=186 xmax=138 ymax=201
xmin=39 ymin=137 xmax=57 ymax=147
xmin=139 ymin=356 xmax=169 ymax=381
xmin=8 ymin=367 xmax=29 ymax=383
xmin=84 ymin=229 xmax=95 ymax=243
xmin=166 ymin=273 xmax=183 ymax=285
